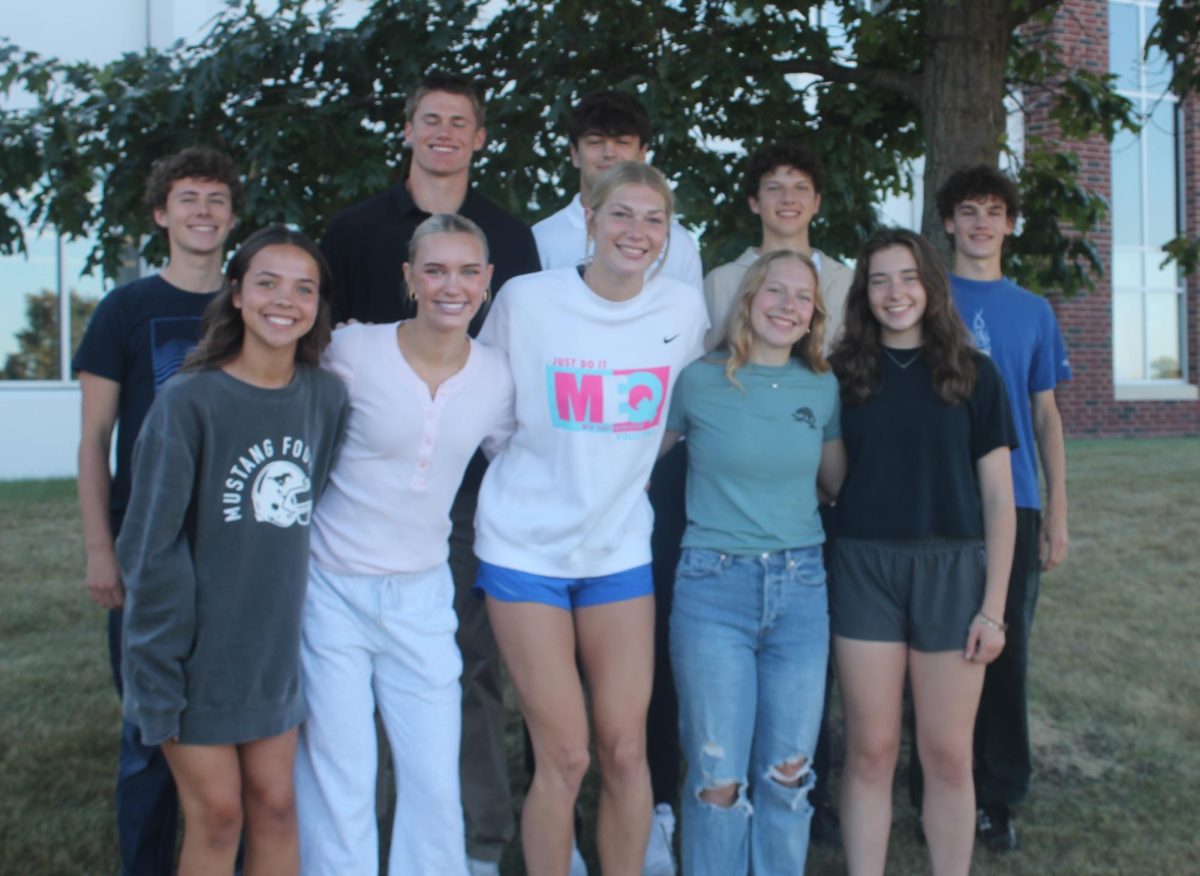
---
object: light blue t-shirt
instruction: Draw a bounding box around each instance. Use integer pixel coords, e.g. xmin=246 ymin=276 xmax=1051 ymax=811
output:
xmin=666 ymin=356 xmax=840 ymax=554
xmin=951 ymin=275 xmax=1072 ymax=510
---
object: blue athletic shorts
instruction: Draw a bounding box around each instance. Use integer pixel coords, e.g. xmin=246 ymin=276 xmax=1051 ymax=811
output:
xmin=474 ymin=561 xmax=654 ymax=611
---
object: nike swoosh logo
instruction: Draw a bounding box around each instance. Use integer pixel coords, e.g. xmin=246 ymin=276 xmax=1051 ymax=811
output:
xmin=663 ymin=334 xmax=679 ymax=343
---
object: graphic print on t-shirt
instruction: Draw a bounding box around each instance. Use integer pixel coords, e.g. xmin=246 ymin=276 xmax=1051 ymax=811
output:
xmin=151 ymin=316 xmax=207 ymax=389
xmin=251 ymin=461 xmax=312 ymax=527
xmin=221 ymin=435 xmax=315 ymax=526
xmin=546 ymin=361 xmax=671 ymax=436
xmin=966 ymin=308 xmax=993 ymax=357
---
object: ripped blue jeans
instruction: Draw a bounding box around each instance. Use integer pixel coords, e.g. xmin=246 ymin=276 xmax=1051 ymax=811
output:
xmin=670 ymin=547 xmax=829 ymax=876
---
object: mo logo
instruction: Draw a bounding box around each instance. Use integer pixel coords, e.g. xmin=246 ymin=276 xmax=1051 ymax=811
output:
xmin=547 ymin=366 xmax=671 ymax=434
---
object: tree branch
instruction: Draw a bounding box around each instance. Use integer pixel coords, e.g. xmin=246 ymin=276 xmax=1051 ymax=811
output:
xmin=774 ymin=58 xmax=921 ymax=103
xmin=1007 ymin=0 xmax=1063 ymax=32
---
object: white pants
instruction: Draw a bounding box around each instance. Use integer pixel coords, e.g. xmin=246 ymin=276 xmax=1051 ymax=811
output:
xmin=296 ymin=562 xmax=468 ymax=876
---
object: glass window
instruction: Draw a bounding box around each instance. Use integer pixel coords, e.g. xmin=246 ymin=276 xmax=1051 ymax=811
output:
xmin=1142 ymin=4 xmax=1173 ymax=93
xmin=1144 ymin=100 xmax=1179 ymax=253
xmin=1112 ymin=293 xmax=1144 ymax=381
xmin=1145 ymin=293 xmax=1182 ymax=379
xmin=1110 ymin=128 xmax=1142 ymax=247
xmin=0 ymin=215 xmax=106 ymax=381
xmin=1111 ymin=249 xmax=1142 ymax=290
xmin=1108 ymin=3 xmax=1140 ymax=91
xmin=0 ymin=225 xmax=62 ymax=381
xmin=1108 ymin=0 xmax=1186 ymax=384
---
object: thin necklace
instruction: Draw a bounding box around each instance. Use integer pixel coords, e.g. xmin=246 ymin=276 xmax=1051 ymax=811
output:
xmin=882 ymin=347 xmax=920 ymax=369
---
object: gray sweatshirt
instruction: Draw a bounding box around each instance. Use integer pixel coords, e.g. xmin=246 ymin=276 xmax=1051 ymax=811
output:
xmin=118 ymin=366 xmax=348 ymax=745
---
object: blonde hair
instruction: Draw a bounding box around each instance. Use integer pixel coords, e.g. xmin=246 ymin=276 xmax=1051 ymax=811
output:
xmin=723 ymin=249 xmax=829 ymax=387
xmin=408 ymin=212 xmax=490 ymax=264
xmin=585 ymin=161 xmax=675 ymax=276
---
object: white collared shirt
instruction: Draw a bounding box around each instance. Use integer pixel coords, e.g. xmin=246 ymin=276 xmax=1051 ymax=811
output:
xmin=532 ymin=193 xmax=704 ymax=292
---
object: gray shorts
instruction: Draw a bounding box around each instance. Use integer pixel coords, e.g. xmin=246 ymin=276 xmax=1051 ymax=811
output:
xmin=829 ymin=537 xmax=986 ymax=652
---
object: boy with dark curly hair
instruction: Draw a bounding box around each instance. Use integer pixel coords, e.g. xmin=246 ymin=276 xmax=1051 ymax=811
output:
xmin=74 ymin=145 xmax=242 ymax=875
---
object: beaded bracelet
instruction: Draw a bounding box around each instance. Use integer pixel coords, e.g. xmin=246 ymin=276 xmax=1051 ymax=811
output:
xmin=973 ymin=611 xmax=1008 ymax=633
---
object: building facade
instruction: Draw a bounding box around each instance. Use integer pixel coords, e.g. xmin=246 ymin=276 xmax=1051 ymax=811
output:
xmin=0 ymin=0 xmax=234 ymax=478
xmin=1026 ymin=0 xmax=1200 ymax=434
xmin=0 ymin=0 xmax=1196 ymax=480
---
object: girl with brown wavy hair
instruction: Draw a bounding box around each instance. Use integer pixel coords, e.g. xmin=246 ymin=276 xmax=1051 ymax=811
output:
xmin=827 ymin=229 xmax=1017 ymax=876
xmin=119 ymin=225 xmax=348 ymax=875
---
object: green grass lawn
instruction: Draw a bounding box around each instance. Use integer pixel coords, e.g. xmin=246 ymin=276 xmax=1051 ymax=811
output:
xmin=2 ymin=439 xmax=1198 ymax=875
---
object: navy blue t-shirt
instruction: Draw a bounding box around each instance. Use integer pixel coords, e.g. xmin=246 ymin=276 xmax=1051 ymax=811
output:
xmin=72 ymin=275 xmax=218 ymax=515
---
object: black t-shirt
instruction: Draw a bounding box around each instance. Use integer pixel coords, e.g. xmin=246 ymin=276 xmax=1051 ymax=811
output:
xmin=320 ymin=183 xmax=542 ymax=332
xmin=835 ymin=348 xmax=1016 ymax=540
xmin=72 ymin=275 xmax=218 ymax=515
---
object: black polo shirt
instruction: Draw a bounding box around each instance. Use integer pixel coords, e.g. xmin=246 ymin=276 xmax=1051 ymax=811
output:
xmin=320 ymin=182 xmax=542 ymax=334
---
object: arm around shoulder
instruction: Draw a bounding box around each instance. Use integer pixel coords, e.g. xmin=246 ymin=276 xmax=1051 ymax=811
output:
xmin=480 ymin=347 xmax=518 ymax=460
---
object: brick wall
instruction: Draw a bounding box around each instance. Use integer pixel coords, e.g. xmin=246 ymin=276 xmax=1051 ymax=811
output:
xmin=1022 ymin=0 xmax=1200 ymax=436
xmin=1185 ymin=94 xmax=1200 ymax=398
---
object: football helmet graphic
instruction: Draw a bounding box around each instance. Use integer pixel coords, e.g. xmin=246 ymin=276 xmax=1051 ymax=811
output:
xmin=251 ymin=460 xmax=313 ymax=528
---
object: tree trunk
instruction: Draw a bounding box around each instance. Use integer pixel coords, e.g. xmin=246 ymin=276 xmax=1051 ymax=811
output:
xmin=918 ymin=0 xmax=1013 ymax=262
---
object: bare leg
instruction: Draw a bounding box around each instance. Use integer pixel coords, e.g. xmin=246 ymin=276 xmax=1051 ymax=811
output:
xmin=239 ymin=729 xmax=300 ymax=876
xmin=909 ymin=650 xmax=986 ymax=876
xmin=835 ymin=637 xmax=908 ymax=876
xmin=576 ymin=595 xmax=656 ymax=876
xmin=162 ymin=741 xmax=243 ymax=876
xmin=487 ymin=597 xmax=589 ymax=876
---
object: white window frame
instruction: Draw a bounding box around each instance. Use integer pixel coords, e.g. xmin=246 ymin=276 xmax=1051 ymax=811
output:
xmin=1109 ymin=0 xmax=1196 ymax=399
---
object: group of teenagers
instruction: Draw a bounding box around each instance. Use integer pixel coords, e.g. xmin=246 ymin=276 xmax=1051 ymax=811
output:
xmin=75 ymin=73 xmax=1071 ymax=876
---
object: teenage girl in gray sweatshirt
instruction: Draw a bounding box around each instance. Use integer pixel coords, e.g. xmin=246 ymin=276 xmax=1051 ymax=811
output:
xmin=118 ymin=226 xmax=349 ymax=875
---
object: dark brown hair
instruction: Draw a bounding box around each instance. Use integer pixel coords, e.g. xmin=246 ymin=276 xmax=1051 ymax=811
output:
xmin=935 ymin=164 xmax=1021 ymax=223
xmin=743 ymin=140 xmax=825 ymax=200
xmin=568 ymin=90 xmax=652 ymax=147
xmin=405 ymin=71 xmax=486 ymax=128
xmin=829 ymin=229 xmax=975 ymax=405
xmin=182 ymin=225 xmax=332 ymax=372
xmin=144 ymin=146 xmax=244 ymax=227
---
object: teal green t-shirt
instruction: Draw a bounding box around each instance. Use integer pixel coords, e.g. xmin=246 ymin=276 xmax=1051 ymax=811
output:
xmin=666 ymin=355 xmax=840 ymax=554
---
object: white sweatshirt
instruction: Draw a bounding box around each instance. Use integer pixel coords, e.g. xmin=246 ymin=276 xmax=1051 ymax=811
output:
xmin=475 ymin=268 xmax=707 ymax=577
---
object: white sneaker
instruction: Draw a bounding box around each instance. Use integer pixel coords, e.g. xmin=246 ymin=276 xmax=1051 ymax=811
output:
xmin=467 ymin=857 xmax=501 ymax=876
xmin=642 ymin=803 xmax=677 ymax=876
xmin=569 ymin=841 xmax=589 ymax=876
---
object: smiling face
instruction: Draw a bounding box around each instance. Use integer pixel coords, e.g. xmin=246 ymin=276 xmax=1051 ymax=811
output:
xmin=586 ymin=182 xmax=669 ymax=281
xmin=747 ymin=256 xmax=818 ymax=365
xmin=404 ymin=90 xmax=486 ymax=179
xmin=153 ymin=177 xmax=236 ymax=258
xmin=750 ymin=165 xmax=821 ymax=240
xmin=403 ymin=231 xmax=493 ymax=334
xmin=233 ymin=244 xmax=321 ymax=357
xmin=571 ymin=132 xmax=648 ymax=197
xmin=944 ymin=194 xmax=1014 ymax=263
xmin=867 ymin=244 xmax=927 ymax=348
